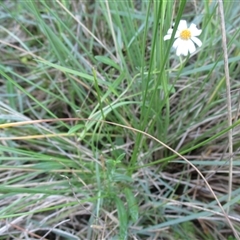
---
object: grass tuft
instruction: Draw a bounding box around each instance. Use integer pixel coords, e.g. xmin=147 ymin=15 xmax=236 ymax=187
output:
xmin=0 ymin=1 xmax=240 ymax=239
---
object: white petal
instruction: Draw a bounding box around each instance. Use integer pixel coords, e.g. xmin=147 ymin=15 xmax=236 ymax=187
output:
xmin=177 ymin=20 xmax=188 ymax=31
xmin=175 ymin=30 xmax=180 ymax=38
xmin=189 ymin=23 xmax=202 ymax=36
xmin=172 ymin=38 xmax=181 ymax=49
xmin=164 ymin=34 xmax=171 ymax=41
xmin=189 ymin=23 xmax=197 ymax=28
xmin=188 ymin=40 xmax=196 ymax=54
xmin=180 ymin=43 xmax=189 ymax=56
xmin=167 ymin=28 xmax=173 ymax=35
xmin=176 ymin=39 xmax=188 ymax=56
xmin=191 ymin=36 xmax=202 ymax=47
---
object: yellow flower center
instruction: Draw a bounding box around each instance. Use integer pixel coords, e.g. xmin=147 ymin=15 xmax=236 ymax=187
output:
xmin=180 ymin=29 xmax=191 ymax=40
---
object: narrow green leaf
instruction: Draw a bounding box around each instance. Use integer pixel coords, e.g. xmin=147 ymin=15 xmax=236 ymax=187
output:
xmin=95 ymin=55 xmax=121 ymax=71
xmin=68 ymin=124 xmax=85 ymax=134
xmin=116 ymin=153 xmax=126 ymax=163
xmin=124 ymin=188 xmax=138 ymax=223
xmin=115 ymin=197 xmax=128 ymax=240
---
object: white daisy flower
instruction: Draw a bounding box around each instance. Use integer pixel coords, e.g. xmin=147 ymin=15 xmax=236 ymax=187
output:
xmin=164 ymin=20 xmax=202 ymax=56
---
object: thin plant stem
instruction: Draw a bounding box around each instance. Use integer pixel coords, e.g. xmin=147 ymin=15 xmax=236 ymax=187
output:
xmin=218 ymin=0 xmax=233 ymax=216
